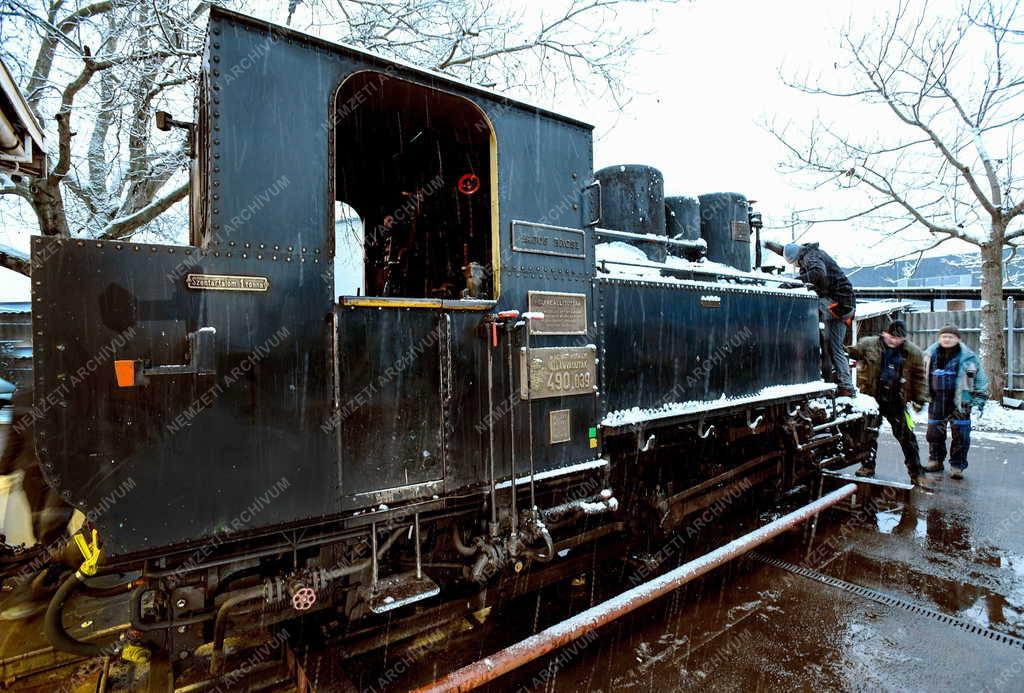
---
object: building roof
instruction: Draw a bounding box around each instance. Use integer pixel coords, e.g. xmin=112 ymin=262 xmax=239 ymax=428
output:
xmin=0 ymin=57 xmax=46 ymax=177
xmin=855 ymin=299 xmax=914 ymax=321
xmin=0 ymin=302 xmax=30 ymax=315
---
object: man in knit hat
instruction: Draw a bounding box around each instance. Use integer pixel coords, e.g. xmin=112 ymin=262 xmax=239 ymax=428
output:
xmin=765 ymin=241 xmax=857 ymax=396
xmin=848 ymin=320 xmax=930 ymax=487
xmin=923 ymin=324 xmax=988 ymax=480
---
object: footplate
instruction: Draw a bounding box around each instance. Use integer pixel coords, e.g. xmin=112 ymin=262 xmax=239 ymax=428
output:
xmin=820 ymin=469 xmax=912 ymax=506
xmin=368 ymin=572 xmax=440 ymax=614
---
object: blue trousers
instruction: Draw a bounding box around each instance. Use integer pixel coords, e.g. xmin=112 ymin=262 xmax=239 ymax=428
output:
xmin=820 ymin=299 xmax=853 ymax=390
xmin=926 ymin=407 xmax=971 ymax=470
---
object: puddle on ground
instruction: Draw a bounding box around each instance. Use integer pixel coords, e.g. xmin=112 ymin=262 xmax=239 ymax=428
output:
xmin=872 ymin=507 xmax=929 ymax=541
xmin=825 ymin=549 xmax=1024 ymax=638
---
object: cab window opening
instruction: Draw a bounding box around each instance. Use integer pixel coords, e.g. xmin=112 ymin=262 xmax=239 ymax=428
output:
xmin=334 ymin=202 xmax=365 ymax=297
xmin=333 ymin=71 xmax=494 ymax=300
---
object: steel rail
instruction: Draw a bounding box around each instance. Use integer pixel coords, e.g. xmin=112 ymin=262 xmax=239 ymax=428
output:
xmin=411 ymin=483 xmax=858 ymax=693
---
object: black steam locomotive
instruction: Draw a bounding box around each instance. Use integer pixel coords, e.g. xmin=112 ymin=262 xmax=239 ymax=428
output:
xmin=25 ymin=6 xmax=877 ymax=684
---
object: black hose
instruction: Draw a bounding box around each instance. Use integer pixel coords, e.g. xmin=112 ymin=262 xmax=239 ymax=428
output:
xmin=80 ymin=580 xmax=135 ymax=598
xmin=44 ymin=572 xmax=110 ymax=657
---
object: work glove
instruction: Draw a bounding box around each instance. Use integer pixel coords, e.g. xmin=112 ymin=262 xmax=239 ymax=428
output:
xmin=971 ymin=395 xmax=987 ymax=415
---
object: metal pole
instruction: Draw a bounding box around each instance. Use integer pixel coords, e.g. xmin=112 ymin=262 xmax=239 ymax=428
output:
xmin=370 ymin=523 xmax=378 ymax=588
xmin=1008 ymin=296 xmax=1016 ymax=394
xmin=414 ymin=514 xmax=422 ymax=580
xmin=525 ymin=327 xmax=536 ymax=510
xmin=412 ymin=483 xmax=858 ymax=693
xmin=486 ymin=335 xmax=498 ymax=534
xmin=506 ymin=325 xmax=518 ymax=537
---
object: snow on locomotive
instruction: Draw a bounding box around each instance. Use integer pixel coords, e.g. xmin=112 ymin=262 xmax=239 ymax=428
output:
xmin=25 ymin=6 xmax=878 ymax=680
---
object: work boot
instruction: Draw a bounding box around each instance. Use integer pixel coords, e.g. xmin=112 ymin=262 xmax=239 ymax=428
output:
xmin=911 ymin=475 xmax=935 ymax=491
xmin=837 ymin=387 xmax=856 ymax=399
xmin=950 ymin=467 xmax=964 ymax=480
xmin=855 ymin=465 xmax=875 ymax=478
xmin=922 ymin=460 xmax=944 ymax=473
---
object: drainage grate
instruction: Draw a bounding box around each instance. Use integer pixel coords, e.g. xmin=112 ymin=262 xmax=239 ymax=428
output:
xmin=749 ymin=552 xmax=1024 ymax=650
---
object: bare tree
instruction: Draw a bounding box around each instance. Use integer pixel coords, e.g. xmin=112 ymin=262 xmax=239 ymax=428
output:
xmin=0 ymin=0 xmax=661 ymax=271
xmin=0 ymin=0 xmax=204 ymax=242
xmin=767 ymin=0 xmax=1024 ymax=400
xmin=288 ymin=0 xmax=657 ymax=108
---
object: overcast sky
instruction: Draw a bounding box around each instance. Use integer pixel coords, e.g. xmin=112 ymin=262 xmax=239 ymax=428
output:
xmin=0 ymin=0 xmax=996 ymax=300
xmin=565 ymin=0 xmax=983 ymax=267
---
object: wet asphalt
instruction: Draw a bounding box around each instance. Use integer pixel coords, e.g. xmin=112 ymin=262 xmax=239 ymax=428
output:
xmin=362 ymin=425 xmax=1024 ymax=693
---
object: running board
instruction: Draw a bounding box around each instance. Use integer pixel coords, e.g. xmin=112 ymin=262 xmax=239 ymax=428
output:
xmin=820 ymin=469 xmax=912 ymax=505
xmin=368 ymin=572 xmax=440 ymax=614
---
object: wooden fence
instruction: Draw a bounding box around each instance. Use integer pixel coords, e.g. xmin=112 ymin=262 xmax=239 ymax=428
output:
xmin=900 ymin=306 xmax=1024 ymax=397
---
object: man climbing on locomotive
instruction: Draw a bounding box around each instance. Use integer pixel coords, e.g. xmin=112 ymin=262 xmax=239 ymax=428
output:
xmin=847 ymin=320 xmax=931 ymax=489
xmin=766 ymin=241 xmax=857 ymax=397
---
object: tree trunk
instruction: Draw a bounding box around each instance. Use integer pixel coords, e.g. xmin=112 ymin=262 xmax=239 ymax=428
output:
xmin=29 ymin=177 xmax=71 ymax=237
xmin=979 ymin=239 xmax=1005 ymax=401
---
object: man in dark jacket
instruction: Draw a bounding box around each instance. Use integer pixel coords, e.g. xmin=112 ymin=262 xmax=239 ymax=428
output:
xmin=768 ymin=241 xmax=857 ymax=396
xmin=847 ymin=320 xmax=930 ymax=487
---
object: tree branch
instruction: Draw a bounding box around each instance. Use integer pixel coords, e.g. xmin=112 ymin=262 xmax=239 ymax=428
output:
xmin=0 ymin=243 xmax=32 ymax=277
xmin=98 ymin=179 xmax=188 ymax=239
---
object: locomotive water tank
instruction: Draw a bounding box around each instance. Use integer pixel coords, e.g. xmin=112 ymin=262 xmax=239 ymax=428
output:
xmin=697 ymin=191 xmax=752 ymax=271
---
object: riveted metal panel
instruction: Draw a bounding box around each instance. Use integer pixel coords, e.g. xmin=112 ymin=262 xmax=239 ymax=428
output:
xmin=31 ymin=237 xmax=336 ymax=557
xmin=595 ymin=277 xmax=820 ymax=418
xmin=334 ymin=307 xmax=445 ymax=505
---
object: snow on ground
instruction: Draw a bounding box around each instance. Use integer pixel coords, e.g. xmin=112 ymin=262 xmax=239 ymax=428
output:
xmin=964 ymin=404 xmax=1024 ymax=434
xmin=861 ymin=393 xmax=1024 ymax=433
xmin=970 ymin=430 xmax=1024 ymax=445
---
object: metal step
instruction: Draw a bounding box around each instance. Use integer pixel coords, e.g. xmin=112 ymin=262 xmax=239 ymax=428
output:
xmin=368 ymin=571 xmax=440 ymax=614
xmin=822 ymin=469 xmax=914 ymax=491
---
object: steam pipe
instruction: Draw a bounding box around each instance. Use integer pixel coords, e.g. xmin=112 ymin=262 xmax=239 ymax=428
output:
xmin=323 ymin=525 xmax=406 ymax=580
xmin=412 ymin=483 xmax=858 ymax=693
xmin=522 ymin=523 xmax=554 ymax=563
xmin=450 ymin=524 xmax=477 ymax=557
xmin=210 ymin=527 xmax=407 ymax=674
xmin=210 ymin=586 xmax=265 ymax=675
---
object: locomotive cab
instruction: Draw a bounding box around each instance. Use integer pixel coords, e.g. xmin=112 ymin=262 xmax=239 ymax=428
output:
xmin=30 ymin=6 xmax=598 ymax=560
